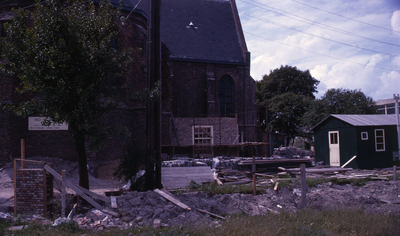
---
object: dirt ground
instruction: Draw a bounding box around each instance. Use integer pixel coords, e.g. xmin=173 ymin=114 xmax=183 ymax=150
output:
xmin=1 ymin=157 xmax=400 ymax=230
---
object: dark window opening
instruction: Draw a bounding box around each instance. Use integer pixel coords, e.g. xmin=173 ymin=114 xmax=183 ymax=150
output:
xmin=219 ymin=75 xmax=234 ymax=117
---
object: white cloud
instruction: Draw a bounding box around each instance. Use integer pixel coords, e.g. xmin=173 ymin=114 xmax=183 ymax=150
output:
xmin=391 ymin=10 xmax=400 ymax=34
xmin=240 ymin=0 xmax=400 ymax=100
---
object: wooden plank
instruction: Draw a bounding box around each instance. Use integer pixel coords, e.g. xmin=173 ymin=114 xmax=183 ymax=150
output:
xmin=154 ymin=189 xmax=191 ymax=210
xmin=103 ymin=209 xmax=119 ymax=217
xmin=111 ymin=196 xmax=117 ymax=209
xmin=75 ymin=185 xmax=110 ymax=203
xmin=238 ymin=158 xmax=314 ymax=166
xmin=274 ymin=182 xmax=279 ymax=191
xmin=285 ymin=167 xmax=353 ymax=174
xmin=44 ymin=165 xmax=103 ymax=210
xmin=300 ymin=164 xmax=307 ymax=208
xmin=213 ymin=172 xmax=223 ymax=185
xmin=341 ymin=155 xmax=357 ymax=168
xmin=61 ymin=170 xmax=66 ymax=218
xmin=197 ymin=209 xmax=226 ymax=220
xmin=255 ymin=173 xmax=274 ymax=178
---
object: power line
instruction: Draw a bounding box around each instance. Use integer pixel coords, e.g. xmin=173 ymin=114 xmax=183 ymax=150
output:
xmin=292 ymin=0 xmax=400 ymax=34
xmin=241 ymin=12 xmax=399 ymax=56
xmin=238 ymin=0 xmax=400 ymax=48
xmin=244 ymin=31 xmax=400 ymax=73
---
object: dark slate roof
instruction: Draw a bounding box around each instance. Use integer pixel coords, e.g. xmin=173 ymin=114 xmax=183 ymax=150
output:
xmin=124 ymin=0 xmax=246 ymax=64
xmin=160 ymin=0 xmax=245 ymax=64
xmin=313 ymin=114 xmax=398 ymax=130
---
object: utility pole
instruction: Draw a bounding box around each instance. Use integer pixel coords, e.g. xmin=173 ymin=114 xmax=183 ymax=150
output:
xmin=146 ymin=0 xmax=162 ymax=190
xmin=394 ymin=94 xmax=400 ymax=160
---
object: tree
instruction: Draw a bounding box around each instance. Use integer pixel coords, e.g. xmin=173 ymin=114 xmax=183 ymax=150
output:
xmin=301 ymin=88 xmax=378 ymax=130
xmin=321 ymin=88 xmax=378 ymax=114
xmin=256 ymin=65 xmax=319 ymax=139
xmin=268 ymin=92 xmax=312 ymax=145
xmin=300 ymin=99 xmax=329 ymax=132
xmin=257 ymin=65 xmax=319 ymax=101
xmin=1 ymin=0 xmax=132 ymax=189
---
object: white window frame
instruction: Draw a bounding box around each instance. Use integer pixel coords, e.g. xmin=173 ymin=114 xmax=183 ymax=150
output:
xmin=192 ymin=126 xmax=213 ymax=146
xmin=361 ymin=132 xmax=368 ymax=140
xmin=375 ymin=129 xmax=385 ymax=152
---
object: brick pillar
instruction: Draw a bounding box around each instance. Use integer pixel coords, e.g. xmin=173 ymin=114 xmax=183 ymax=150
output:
xmin=15 ymin=168 xmax=53 ymax=217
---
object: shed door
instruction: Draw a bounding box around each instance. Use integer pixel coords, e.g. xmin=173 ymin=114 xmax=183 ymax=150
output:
xmin=328 ymin=131 xmax=340 ymax=166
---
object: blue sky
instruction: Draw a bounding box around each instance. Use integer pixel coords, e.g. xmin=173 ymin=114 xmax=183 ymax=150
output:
xmin=237 ymin=0 xmax=400 ymax=101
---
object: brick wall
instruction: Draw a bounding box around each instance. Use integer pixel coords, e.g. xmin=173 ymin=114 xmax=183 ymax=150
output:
xmin=15 ymin=168 xmax=52 ymax=216
xmin=169 ymin=117 xmax=238 ymax=146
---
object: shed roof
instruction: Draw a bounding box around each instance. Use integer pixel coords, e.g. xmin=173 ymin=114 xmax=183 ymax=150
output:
xmin=312 ymin=114 xmax=398 ymax=130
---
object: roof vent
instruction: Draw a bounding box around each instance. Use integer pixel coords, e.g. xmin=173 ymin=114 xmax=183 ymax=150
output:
xmin=186 ymin=22 xmax=198 ymax=29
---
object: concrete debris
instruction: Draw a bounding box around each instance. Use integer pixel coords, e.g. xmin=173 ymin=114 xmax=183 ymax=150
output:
xmin=0 ymin=212 xmax=13 ymax=221
xmin=52 ymin=217 xmax=74 ymax=227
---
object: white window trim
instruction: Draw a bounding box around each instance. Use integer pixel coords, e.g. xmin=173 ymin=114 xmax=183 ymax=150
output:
xmin=192 ymin=125 xmax=213 ymax=145
xmin=361 ymin=132 xmax=368 ymax=140
xmin=375 ymin=129 xmax=385 ymax=152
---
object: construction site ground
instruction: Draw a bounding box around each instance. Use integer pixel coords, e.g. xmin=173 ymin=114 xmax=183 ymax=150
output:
xmin=1 ymin=156 xmax=400 ymax=231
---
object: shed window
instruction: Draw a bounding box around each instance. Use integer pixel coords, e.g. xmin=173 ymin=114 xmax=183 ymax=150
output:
xmin=361 ymin=132 xmax=368 ymax=140
xmin=193 ymin=126 xmax=213 ymax=145
xmin=329 ymin=132 xmax=338 ymax=144
xmin=375 ymin=129 xmax=385 ymax=151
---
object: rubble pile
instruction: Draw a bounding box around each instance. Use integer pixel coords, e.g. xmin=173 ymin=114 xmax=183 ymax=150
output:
xmin=2 ymin=180 xmax=400 ymax=231
xmin=96 ymin=189 xmax=298 ymax=229
xmin=273 ymin=146 xmax=314 ymax=159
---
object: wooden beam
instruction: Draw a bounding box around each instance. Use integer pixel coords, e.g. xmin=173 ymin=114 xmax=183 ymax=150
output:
xmin=111 ymin=196 xmax=117 ymax=209
xmin=285 ymin=167 xmax=353 ymax=174
xmin=197 ymin=209 xmax=226 ymax=220
xmin=154 ymin=188 xmax=191 ymax=210
xmin=300 ymin=164 xmax=307 ymax=208
xmin=213 ymin=172 xmax=223 ymax=185
xmin=341 ymin=155 xmax=357 ymax=168
xmin=75 ymin=185 xmax=110 ymax=203
xmin=44 ymin=165 xmax=103 ymax=210
xmin=61 ymin=170 xmax=66 ymax=218
xmin=238 ymin=158 xmax=314 ymax=166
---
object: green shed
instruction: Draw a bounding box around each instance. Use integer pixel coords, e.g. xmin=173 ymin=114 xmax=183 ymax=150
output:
xmin=312 ymin=114 xmax=399 ymax=169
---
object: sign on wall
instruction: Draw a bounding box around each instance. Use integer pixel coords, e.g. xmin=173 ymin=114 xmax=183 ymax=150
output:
xmin=28 ymin=117 xmax=68 ymax=131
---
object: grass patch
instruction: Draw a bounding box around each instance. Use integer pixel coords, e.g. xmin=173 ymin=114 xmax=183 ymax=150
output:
xmin=1 ymin=208 xmax=399 ymax=235
xmin=199 ymin=182 xmax=266 ymax=195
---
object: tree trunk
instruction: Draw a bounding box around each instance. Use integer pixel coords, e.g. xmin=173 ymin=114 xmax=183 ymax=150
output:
xmin=75 ymin=135 xmax=89 ymax=189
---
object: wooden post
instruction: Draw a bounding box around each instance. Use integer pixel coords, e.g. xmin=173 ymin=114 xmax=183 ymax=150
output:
xmin=252 ymin=156 xmax=256 ymax=196
xmin=61 ymin=170 xmax=66 ymax=218
xmin=253 ymin=175 xmax=256 ymax=196
xmin=394 ymin=165 xmax=397 ymax=181
xmin=300 ymin=164 xmax=307 ymax=208
xmin=14 ymin=159 xmax=17 ymax=215
xmin=21 ymin=139 xmax=25 ymax=169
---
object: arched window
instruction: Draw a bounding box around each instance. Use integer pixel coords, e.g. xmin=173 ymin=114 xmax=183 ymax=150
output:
xmin=218 ymin=75 xmax=234 ymax=117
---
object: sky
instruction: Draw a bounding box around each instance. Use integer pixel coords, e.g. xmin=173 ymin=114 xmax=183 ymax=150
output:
xmin=236 ymin=0 xmax=400 ymax=101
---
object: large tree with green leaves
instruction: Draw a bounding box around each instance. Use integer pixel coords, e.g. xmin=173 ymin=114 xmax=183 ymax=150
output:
xmin=301 ymin=88 xmax=378 ymax=131
xmin=321 ymin=88 xmax=377 ymax=114
xmin=268 ymin=92 xmax=312 ymax=145
xmin=256 ymin=65 xmax=319 ymax=141
xmin=1 ymin=0 xmax=132 ymax=189
xmin=256 ymin=65 xmax=319 ymax=101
